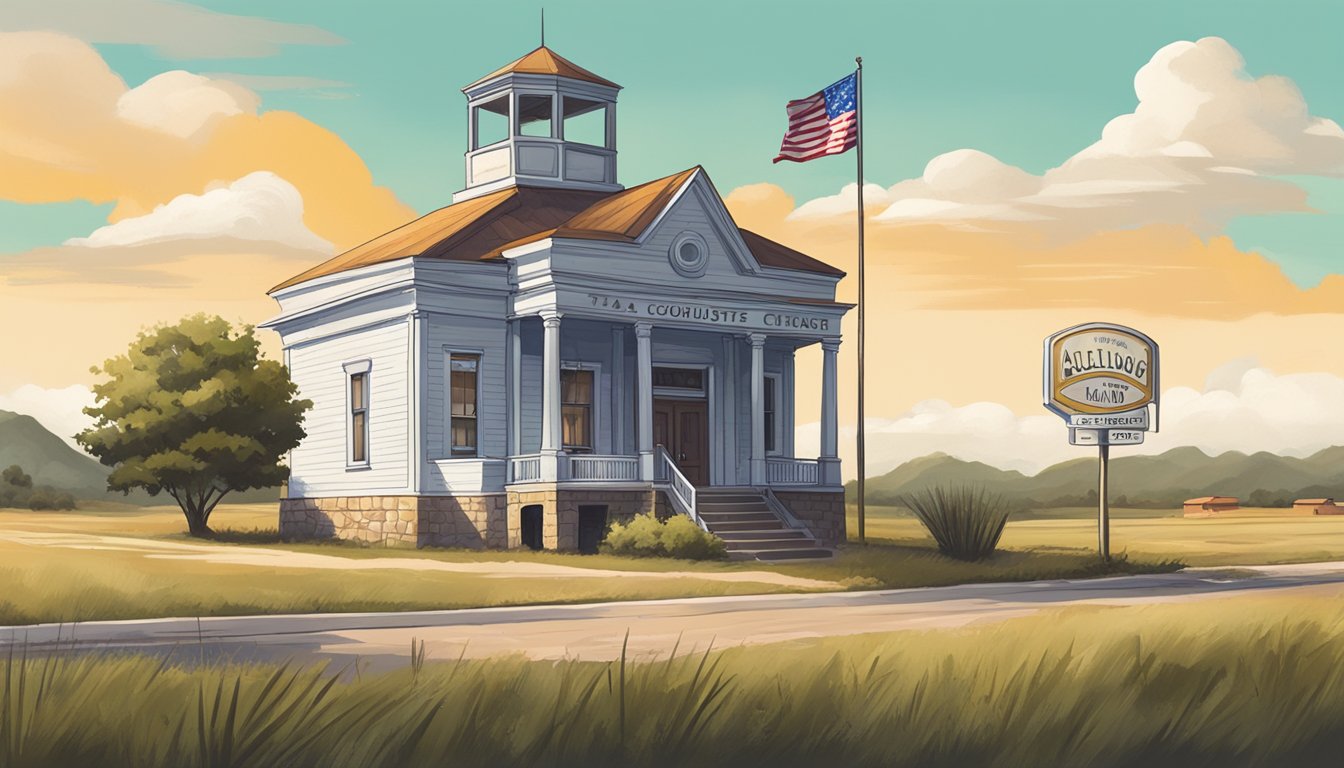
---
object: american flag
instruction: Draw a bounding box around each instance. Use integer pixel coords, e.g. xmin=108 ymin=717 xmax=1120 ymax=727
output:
xmin=773 ymin=73 xmax=859 ymax=164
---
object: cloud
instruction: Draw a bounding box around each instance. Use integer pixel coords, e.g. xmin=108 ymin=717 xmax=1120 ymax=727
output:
xmin=203 ymin=73 xmax=355 ymax=97
xmin=0 ymin=171 xmax=331 ymax=287
xmin=797 ymin=364 xmax=1344 ymax=479
xmin=0 ymin=384 xmax=95 ymax=450
xmin=0 ymin=0 xmax=344 ymax=59
xmin=1080 ymin=38 xmax=1344 ymax=173
xmin=65 ymin=171 xmax=332 ymax=253
xmin=116 ymin=71 xmax=260 ymax=141
xmin=0 ymin=31 xmax=414 ymax=250
xmin=0 ymin=32 xmax=409 ymax=392
xmin=730 ymin=182 xmax=1344 ymax=319
xmin=791 ymin=38 xmax=1342 ymax=239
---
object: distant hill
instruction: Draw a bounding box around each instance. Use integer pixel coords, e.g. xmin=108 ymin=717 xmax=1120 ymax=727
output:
xmin=0 ymin=409 xmax=279 ymax=507
xmin=0 ymin=410 xmax=109 ymax=495
xmin=850 ymin=447 xmax=1344 ymax=509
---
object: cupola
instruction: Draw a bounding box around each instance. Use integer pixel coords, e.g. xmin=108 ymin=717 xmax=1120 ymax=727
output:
xmin=456 ymin=46 xmax=622 ymax=202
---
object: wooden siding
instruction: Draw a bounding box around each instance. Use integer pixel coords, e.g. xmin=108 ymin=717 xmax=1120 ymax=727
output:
xmin=517 ymin=317 xmax=618 ymax=455
xmin=287 ymin=319 xmax=411 ymax=497
xmin=424 ymin=314 xmax=509 ymax=461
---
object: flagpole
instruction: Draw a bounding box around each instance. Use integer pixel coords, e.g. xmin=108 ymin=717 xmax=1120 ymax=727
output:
xmin=854 ymin=56 xmax=866 ymax=545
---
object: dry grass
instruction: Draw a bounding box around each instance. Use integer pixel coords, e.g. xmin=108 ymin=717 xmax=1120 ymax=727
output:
xmin=850 ymin=504 xmax=1344 ymax=565
xmin=5 ymin=499 xmax=1341 ymax=625
xmin=3 ymin=593 xmax=1343 ymax=767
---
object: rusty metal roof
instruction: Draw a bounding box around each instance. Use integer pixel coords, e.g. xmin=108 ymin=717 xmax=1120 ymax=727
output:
xmin=465 ymin=46 xmax=620 ymax=90
xmin=739 ymin=228 xmax=845 ymax=277
xmin=270 ymin=167 xmax=845 ymax=292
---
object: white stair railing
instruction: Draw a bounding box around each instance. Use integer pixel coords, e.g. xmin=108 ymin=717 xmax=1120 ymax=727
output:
xmin=655 ymin=445 xmax=703 ymax=530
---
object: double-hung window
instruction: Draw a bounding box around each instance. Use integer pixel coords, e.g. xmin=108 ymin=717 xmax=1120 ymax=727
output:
xmin=561 ymin=368 xmax=594 ymax=452
xmin=450 ymin=354 xmax=480 ymax=456
xmin=349 ymin=370 xmax=369 ymax=465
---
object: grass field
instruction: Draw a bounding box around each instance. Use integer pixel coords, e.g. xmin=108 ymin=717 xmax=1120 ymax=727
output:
xmin=3 ymin=498 xmax=1343 ymax=625
xmin=849 ymin=504 xmax=1344 ymax=565
xmin=4 ymin=592 xmax=1343 ymax=767
xmin=0 ymin=502 xmax=1186 ymax=625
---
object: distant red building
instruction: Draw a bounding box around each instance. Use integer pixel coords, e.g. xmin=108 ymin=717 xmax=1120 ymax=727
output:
xmin=1293 ymin=498 xmax=1340 ymax=515
xmin=1183 ymin=496 xmax=1240 ymax=516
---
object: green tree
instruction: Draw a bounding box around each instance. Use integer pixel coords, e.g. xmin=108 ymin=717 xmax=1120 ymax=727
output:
xmin=77 ymin=315 xmax=311 ymax=537
xmin=2 ymin=465 xmax=32 ymax=488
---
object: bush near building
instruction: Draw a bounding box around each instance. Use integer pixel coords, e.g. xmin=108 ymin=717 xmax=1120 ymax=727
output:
xmin=602 ymin=513 xmax=728 ymax=560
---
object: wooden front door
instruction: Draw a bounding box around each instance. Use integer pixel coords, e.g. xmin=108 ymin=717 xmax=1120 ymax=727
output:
xmin=653 ymin=399 xmax=710 ymax=486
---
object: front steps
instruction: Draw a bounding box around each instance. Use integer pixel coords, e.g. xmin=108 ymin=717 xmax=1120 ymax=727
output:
xmin=695 ymin=489 xmax=831 ymax=561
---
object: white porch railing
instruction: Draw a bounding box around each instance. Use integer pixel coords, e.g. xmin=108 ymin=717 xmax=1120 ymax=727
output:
xmin=655 ymin=445 xmax=704 ymax=530
xmin=767 ymin=457 xmax=820 ymax=486
xmin=569 ymin=454 xmax=641 ymax=481
xmin=509 ymin=454 xmax=541 ymax=483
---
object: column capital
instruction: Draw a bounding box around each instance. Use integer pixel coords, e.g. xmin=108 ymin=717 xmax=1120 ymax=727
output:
xmin=747 ymin=332 xmax=767 ymax=348
xmin=540 ymin=310 xmax=563 ymax=328
xmin=821 ymin=339 xmax=841 ymax=353
xmin=634 ymin=321 xmax=653 ymax=338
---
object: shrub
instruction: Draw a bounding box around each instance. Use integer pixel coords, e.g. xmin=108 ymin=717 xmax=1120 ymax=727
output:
xmin=901 ymin=485 xmax=1009 ymax=561
xmin=2 ymin=464 xmax=32 ymax=488
xmin=602 ymin=513 xmax=728 ymax=560
xmin=0 ymin=474 xmax=77 ymax=511
xmin=26 ymin=488 xmax=76 ymax=511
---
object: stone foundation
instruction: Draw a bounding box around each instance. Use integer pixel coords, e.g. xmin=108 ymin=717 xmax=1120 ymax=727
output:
xmin=774 ymin=490 xmax=846 ymax=547
xmin=506 ymin=487 xmax=661 ymax=550
xmin=420 ymin=495 xmax=508 ymax=549
xmin=281 ymin=489 xmax=663 ymax=551
xmin=279 ymin=494 xmax=506 ymax=549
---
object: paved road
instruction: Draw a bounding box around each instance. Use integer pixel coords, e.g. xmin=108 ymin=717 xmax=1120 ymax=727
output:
xmin=5 ymin=562 xmax=1344 ymax=671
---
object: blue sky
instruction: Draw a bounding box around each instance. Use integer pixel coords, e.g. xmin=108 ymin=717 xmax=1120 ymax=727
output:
xmin=34 ymin=0 xmax=1327 ymax=287
xmin=3 ymin=0 xmax=1344 ymax=470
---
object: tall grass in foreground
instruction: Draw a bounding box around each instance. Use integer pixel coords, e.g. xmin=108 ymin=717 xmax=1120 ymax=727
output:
xmin=902 ymin=486 xmax=1011 ymax=560
xmin=4 ymin=597 xmax=1344 ymax=767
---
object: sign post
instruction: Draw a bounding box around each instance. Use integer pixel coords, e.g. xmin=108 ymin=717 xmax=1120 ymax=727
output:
xmin=1098 ymin=443 xmax=1109 ymax=559
xmin=1043 ymin=323 xmax=1160 ymax=561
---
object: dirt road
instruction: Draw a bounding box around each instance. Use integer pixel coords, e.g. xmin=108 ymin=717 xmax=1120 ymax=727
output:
xmin=5 ymin=561 xmax=1343 ymax=670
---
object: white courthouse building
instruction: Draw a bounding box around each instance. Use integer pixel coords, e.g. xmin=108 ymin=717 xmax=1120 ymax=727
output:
xmin=264 ymin=46 xmax=850 ymax=559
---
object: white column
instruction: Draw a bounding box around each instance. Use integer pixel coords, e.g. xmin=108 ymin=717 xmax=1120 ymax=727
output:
xmin=635 ymin=322 xmax=655 ymax=481
xmin=749 ymin=333 xmax=766 ymax=486
xmin=539 ymin=311 xmax=563 ymax=481
xmin=819 ymin=339 xmax=842 ymax=486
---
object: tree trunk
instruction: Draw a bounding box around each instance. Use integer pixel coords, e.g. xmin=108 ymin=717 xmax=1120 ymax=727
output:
xmin=185 ymin=513 xmax=214 ymax=538
xmin=179 ymin=497 xmax=214 ymax=538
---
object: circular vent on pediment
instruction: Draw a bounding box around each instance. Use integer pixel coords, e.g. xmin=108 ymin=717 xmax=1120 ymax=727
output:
xmin=669 ymin=231 xmax=709 ymax=277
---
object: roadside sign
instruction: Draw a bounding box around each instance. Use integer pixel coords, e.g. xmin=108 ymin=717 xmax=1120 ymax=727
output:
xmin=1068 ymin=410 xmax=1149 ymax=430
xmin=1069 ymin=428 xmax=1146 ymax=446
xmin=1044 ymin=322 xmax=1161 ymax=562
xmin=1044 ymin=323 xmax=1159 ymax=426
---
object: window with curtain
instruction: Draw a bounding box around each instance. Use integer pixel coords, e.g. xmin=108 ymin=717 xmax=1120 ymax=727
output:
xmin=450 ymin=354 xmax=480 ymax=456
xmin=562 ymin=368 xmax=594 ymax=451
xmin=350 ymin=372 xmax=369 ymax=464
